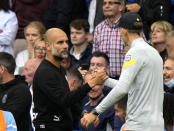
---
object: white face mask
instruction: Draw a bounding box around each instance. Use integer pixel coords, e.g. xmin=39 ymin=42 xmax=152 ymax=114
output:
xmin=164 ymin=79 xmax=174 ymax=89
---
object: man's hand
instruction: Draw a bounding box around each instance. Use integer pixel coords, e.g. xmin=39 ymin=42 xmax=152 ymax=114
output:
xmin=96 ymin=68 xmax=109 ymax=81
xmin=0 ymin=29 xmax=3 ymax=33
xmin=126 ymin=3 xmax=141 ymax=13
xmin=80 ymin=112 xmax=97 ymax=128
xmin=87 ymin=68 xmax=108 ymax=88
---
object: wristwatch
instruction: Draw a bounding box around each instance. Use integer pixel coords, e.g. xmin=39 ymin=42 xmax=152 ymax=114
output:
xmin=91 ymin=109 xmax=100 ymax=116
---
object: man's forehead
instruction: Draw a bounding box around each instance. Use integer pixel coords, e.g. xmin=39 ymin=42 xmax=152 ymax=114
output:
xmin=46 ymin=28 xmax=68 ymax=42
xmin=165 ymin=59 xmax=174 ymax=66
xmin=91 ymin=57 xmax=106 ymax=62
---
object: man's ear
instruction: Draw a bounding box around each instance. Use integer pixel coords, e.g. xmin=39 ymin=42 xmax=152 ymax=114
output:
xmin=46 ymin=42 xmax=51 ymax=51
xmin=119 ymin=4 xmax=125 ymax=12
xmin=0 ymin=65 xmax=6 ymax=75
xmin=122 ymin=28 xmax=128 ymax=34
xmin=69 ymin=80 xmax=76 ymax=91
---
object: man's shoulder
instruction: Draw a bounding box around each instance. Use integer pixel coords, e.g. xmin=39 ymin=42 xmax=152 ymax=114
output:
xmin=81 ymin=43 xmax=93 ymax=56
xmin=37 ymin=59 xmax=54 ymax=71
xmin=34 ymin=59 xmax=62 ymax=80
xmin=95 ymin=19 xmax=107 ymax=29
xmin=13 ymin=76 xmax=29 ymax=91
xmin=7 ymin=75 xmax=27 ymax=88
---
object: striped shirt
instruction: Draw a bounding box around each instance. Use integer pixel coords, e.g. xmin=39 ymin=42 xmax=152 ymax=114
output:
xmin=93 ymin=18 xmax=124 ymax=77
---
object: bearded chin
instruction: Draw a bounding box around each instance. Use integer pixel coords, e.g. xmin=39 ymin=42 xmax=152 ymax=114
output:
xmin=53 ymin=55 xmax=64 ymax=61
xmin=53 ymin=53 xmax=69 ymax=62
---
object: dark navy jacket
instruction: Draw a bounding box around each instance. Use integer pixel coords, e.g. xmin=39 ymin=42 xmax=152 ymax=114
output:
xmin=70 ymin=43 xmax=93 ymax=69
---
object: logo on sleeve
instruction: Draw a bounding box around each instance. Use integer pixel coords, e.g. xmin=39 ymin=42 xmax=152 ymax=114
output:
xmin=2 ymin=94 xmax=7 ymax=104
xmin=124 ymin=55 xmax=131 ymax=62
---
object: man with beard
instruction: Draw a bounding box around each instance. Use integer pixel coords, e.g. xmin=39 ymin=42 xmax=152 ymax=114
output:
xmin=32 ymin=28 xmax=101 ymax=131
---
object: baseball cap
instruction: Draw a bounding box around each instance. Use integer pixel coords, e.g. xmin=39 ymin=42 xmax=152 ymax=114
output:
xmin=118 ymin=12 xmax=143 ymax=30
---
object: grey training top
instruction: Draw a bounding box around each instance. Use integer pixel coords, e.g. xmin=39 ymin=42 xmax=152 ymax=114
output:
xmin=95 ymin=38 xmax=164 ymax=131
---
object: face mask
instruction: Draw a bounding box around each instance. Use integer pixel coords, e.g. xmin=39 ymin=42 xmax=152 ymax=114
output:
xmin=164 ymin=79 xmax=174 ymax=89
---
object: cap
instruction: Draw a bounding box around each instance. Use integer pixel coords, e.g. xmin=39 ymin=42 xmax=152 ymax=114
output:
xmin=118 ymin=12 xmax=143 ymax=30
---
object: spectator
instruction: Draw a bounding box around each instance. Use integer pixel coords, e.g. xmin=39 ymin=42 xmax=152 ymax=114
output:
xmin=66 ymin=68 xmax=84 ymax=130
xmin=67 ymin=68 xmax=83 ymax=92
xmin=69 ymin=19 xmax=93 ymax=69
xmin=163 ymin=58 xmax=174 ymax=93
xmin=93 ymin=0 xmax=125 ymax=79
xmin=166 ymin=30 xmax=174 ymax=60
xmin=32 ymin=28 xmax=101 ymax=131
xmin=33 ymin=38 xmax=46 ymax=60
xmin=126 ymin=0 xmax=170 ymax=40
xmin=23 ymin=58 xmax=42 ymax=130
xmin=80 ymin=77 xmax=115 ymax=131
xmin=81 ymin=12 xmax=164 ymax=131
xmin=79 ymin=57 xmax=115 ymax=131
xmin=15 ymin=21 xmax=46 ymax=75
xmin=80 ymin=51 xmax=113 ymax=107
xmin=0 ymin=110 xmax=17 ymax=131
xmin=0 ymin=0 xmax=18 ymax=56
xmin=0 ymin=52 xmax=32 ymax=131
xmin=23 ymin=58 xmax=41 ymax=85
xmin=114 ymin=95 xmax=128 ymax=131
xmin=12 ymin=0 xmax=50 ymax=57
xmin=150 ymin=21 xmax=173 ymax=61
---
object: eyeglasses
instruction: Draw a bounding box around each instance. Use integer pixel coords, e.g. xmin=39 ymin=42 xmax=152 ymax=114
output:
xmin=103 ymin=1 xmax=121 ymax=6
xmin=34 ymin=47 xmax=46 ymax=51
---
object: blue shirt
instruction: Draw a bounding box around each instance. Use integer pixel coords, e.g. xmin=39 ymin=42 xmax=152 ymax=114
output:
xmin=3 ymin=111 xmax=17 ymax=131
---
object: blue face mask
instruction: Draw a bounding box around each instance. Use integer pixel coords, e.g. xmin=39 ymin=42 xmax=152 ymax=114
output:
xmin=164 ymin=79 xmax=174 ymax=89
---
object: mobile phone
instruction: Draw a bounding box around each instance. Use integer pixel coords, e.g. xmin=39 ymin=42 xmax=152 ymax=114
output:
xmin=81 ymin=63 xmax=89 ymax=70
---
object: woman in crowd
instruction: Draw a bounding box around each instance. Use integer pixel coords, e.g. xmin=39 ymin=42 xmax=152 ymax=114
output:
xmin=15 ymin=21 xmax=46 ymax=74
xmin=150 ymin=21 xmax=173 ymax=61
xmin=33 ymin=38 xmax=46 ymax=60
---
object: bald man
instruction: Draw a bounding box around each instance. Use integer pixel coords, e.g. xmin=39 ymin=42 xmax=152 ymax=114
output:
xmin=23 ymin=58 xmax=41 ymax=84
xmin=23 ymin=58 xmax=42 ymax=130
xmin=32 ymin=28 xmax=100 ymax=131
